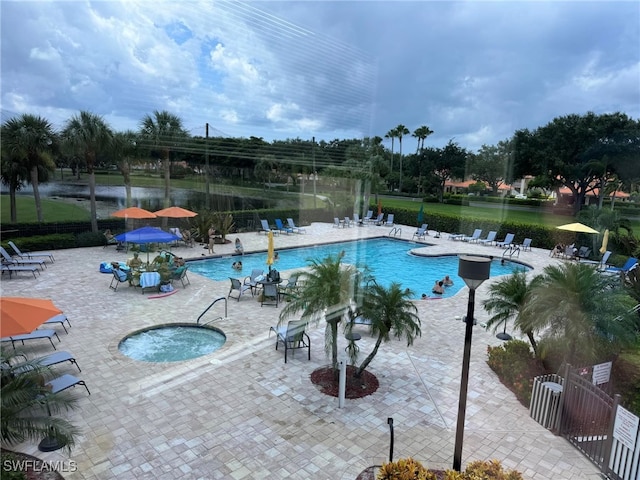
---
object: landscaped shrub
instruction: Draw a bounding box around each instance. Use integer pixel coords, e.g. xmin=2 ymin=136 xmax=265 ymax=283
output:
xmin=612 ymin=352 xmax=640 ymax=416
xmin=376 ymin=457 xmax=435 ymax=479
xmin=487 ymin=340 xmax=546 ymax=406
xmin=376 ymin=458 xmax=524 ymax=479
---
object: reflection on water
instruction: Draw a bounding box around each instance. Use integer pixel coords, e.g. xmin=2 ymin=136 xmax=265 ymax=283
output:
xmin=3 ymin=183 xmax=269 ymax=212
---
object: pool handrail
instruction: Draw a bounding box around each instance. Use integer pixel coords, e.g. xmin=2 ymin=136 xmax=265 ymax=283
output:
xmin=197 ymin=296 xmax=227 ymax=325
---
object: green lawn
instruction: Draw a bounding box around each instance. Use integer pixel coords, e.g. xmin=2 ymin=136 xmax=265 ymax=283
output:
xmin=1 ymin=196 xmax=91 ymax=224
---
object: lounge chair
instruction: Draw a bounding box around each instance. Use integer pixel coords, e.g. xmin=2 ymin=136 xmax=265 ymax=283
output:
xmin=344 ymin=216 xmax=353 ymax=227
xmin=581 ymin=250 xmax=612 ymax=270
xmin=171 ymin=265 xmax=190 ymax=288
xmin=261 ymin=282 xmax=279 ymax=307
xmin=2 ymin=329 xmax=61 ymax=350
xmin=244 ymin=269 xmax=264 ymax=295
xmin=449 ymin=233 xmax=465 ymax=241
xmin=287 ymin=218 xmax=306 ymax=234
xmin=363 ymin=210 xmax=373 ymax=224
xmin=278 ymin=275 xmax=299 ymax=300
xmin=352 ymin=316 xmax=373 ymax=326
xmin=8 ymin=241 xmax=55 ymax=263
xmin=259 ymin=219 xmax=278 ymax=235
xmin=1 ymin=263 xmax=41 ymax=278
xmin=228 ymin=277 xmax=251 ymax=301
xmin=496 ymin=233 xmax=515 ymax=248
xmin=479 ymin=231 xmax=497 ymax=246
xmin=373 ymin=213 xmax=384 ymax=226
xmin=521 ymin=238 xmax=532 ymax=252
xmin=353 ymin=214 xmax=361 ymax=225
xmin=43 ymin=314 xmax=71 ymax=334
xmin=0 ymin=247 xmax=47 ymax=269
xmin=575 ymin=246 xmax=591 ymax=261
xmin=602 ymin=257 xmax=638 ymax=276
xmin=383 ymin=214 xmax=395 ymax=227
xmin=269 ymin=320 xmax=311 ymax=363
xmin=333 ymin=217 xmax=343 ymax=228
xmin=36 ymin=351 xmax=82 ymax=372
xmin=412 ymin=224 xmax=428 ymax=240
xmin=46 ymin=374 xmax=90 ymax=395
xmin=274 ymin=218 xmax=293 ymax=235
xmin=462 ymin=229 xmax=482 ymax=242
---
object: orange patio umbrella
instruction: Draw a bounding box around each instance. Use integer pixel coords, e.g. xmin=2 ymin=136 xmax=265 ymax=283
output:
xmin=154 ymin=206 xmax=198 ymax=218
xmin=111 ymin=207 xmax=157 ymax=219
xmin=0 ymin=297 xmax=63 ymax=336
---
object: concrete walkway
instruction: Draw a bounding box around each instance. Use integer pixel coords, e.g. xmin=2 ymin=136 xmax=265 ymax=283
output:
xmin=1 ymin=223 xmax=601 ymax=479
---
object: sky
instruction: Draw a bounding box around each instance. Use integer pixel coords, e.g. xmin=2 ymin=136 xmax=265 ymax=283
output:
xmin=1 ymin=1 xmax=638 ymax=153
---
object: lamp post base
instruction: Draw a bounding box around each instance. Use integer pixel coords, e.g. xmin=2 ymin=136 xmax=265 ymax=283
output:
xmin=38 ymin=435 xmax=66 ymax=452
xmin=496 ymin=332 xmax=512 ymax=341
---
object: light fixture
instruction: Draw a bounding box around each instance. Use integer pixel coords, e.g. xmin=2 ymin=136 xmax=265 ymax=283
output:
xmin=453 ymin=255 xmax=491 ymax=472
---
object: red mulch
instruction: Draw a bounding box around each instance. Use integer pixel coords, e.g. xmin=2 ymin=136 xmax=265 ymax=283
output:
xmin=310 ymin=365 xmax=379 ymax=399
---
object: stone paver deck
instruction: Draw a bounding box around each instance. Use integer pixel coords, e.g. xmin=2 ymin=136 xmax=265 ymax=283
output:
xmin=1 ymin=222 xmax=601 ymax=479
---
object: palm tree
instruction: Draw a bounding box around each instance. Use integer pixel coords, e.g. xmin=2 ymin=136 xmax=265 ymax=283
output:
xmin=139 ymin=110 xmax=187 ymax=225
xmin=395 ymin=124 xmax=410 ymax=192
xmin=1 ymin=349 xmax=80 ymax=452
xmin=112 ymin=130 xmax=139 ymax=208
xmin=61 ymin=111 xmax=113 ymax=232
xmin=2 ymin=114 xmax=56 ymax=223
xmin=350 ymin=282 xmax=421 ymax=378
xmin=482 ymin=271 xmax=542 ymax=354
xmin=521 ymin=262 xmax=637 ymax=364
xmin=0 ymin=145 xmax=29 ymax=223
xmin=279 ymin=252 xmax=364 ymax=371
xmin=412 ymin=125 xmax=434 ymax=154
xmin=385 ymin=129 xmax=396 ymax=174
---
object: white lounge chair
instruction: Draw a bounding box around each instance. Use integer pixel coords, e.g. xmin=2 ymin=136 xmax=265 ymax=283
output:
xmin=363 ymin=210 xmax=373 ymax=224
xmin=412 ymin=224 xmax=428 ymax=240
xmin=287 ymin=218 xmax=306 ymax=234
xmin=521 ymin=238 xmax=532 ymax=252
xmin=462 ymin=229 xmax=482 ymax=242
xmin=479 ymin=231 xmax=497 ymax=245
xmin=496 ymin=233 xmax=515 ymax=248
xmin=383 ymin=214 xmax=395 ymax=226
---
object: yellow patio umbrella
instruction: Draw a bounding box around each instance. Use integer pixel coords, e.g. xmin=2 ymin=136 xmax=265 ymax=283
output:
xmin=599 ymin=229 xmax=610 ymax=254
xmin=266 ymin=231 xmax=275 ymax=267
xmin=555 ymin=222 xmax=599 ymax=234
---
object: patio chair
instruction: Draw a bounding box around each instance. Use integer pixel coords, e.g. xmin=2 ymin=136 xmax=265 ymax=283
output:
xmin=278 ymin=275 xmax=299 ymax=301
xmin=602 ymin=257 xmax=638 ymax=276
xmin=2 ymin=329 xmax=61 ymax=350
xmin=462 ymin=229 xmax=482 ymax=242
xmin=521 ymin=238 xmax=532 ymax=252
xmin=261 ymin=282 xmax=279 ymax=307
xmin=496 ymin=233 xmax=515 ymax=248
xmin=46 ymin=374 xmax=90 ymax=395
xmin=575 ymin=246 xmax=591 ymax=261
xmin=274 ymin=218 xmax=293 ymax=235
xmin=581 ymin=250 xmax=612 ymax=270
xmin=1 ymin=263 xmax=41 ymax=278
xmin=8 ymin=241 xmax=55 ymax=263
xmin=287 ymin=218 xmax=306 ymax=234
xmin=43 ymin=314 xmax=71 ymax=334
xmin=412 ymin=224 xmax=428 ymax=240
xmin=171 ymin=265 xmax=190 ymax=288
xmin=363 ymin=210 xmax=373 ymax=224
xmin=0 ymin=247 xmax=47 ymax=270
xmin=36 ymin=351 xmax=82 ymax=372
xmin=244 ymin=269 xmax=264 ymax=295
xmin=344 ymin=216 xmax=354 ymax=227
xmin=383 ymin=214 xmax=395 ymax=226
xmin=269 ymin=319 xmax=311 ymax=363
xmin=333 ymin=217 xmax=343 ymax=228
xmin=479 ymin=231 xmax=497 ymax=246
xmin=373 ymin=213 xmax=384 ymax=226
xmin=562 ymin=244 xmax=577 ymax=260
xmin=353 ymin=213 xmax=361 ymax=225
xmin=228 ymin=277 xmax=251 ymax=301
xmin=109 ymin=267 xmax=131 ymax=291
xmin=260 ymin=219 xmax=278 ymax=235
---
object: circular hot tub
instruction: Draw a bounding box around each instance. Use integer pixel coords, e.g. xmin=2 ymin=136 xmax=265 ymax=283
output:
xmin=118 ymin=323 xmax=226 ymax=362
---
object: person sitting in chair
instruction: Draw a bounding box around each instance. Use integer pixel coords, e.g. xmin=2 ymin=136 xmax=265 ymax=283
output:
xmin=432 ymin=280 xmax=444 ymax=295
xmin=181 ymin=228 xmax=194 ymax=247
xmin=127 ymin=252 xmax=143 ymax=270
xmin=235 ymin=238 xmax=244 ymax=255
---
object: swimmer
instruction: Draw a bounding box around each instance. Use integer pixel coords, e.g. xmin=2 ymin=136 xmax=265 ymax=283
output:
xmin=432 ymin=280 xmax=444 ymax=295
xmin=442 ymin=275 xmax=454 ymax=286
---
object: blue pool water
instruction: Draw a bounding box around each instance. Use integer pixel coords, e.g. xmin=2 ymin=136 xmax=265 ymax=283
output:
xmin=188 ymin=238 xmax=529 ymax=299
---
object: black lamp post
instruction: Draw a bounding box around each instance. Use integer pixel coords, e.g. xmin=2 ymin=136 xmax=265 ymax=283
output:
xmin=453 ymin=255 xmax=491 ymax=472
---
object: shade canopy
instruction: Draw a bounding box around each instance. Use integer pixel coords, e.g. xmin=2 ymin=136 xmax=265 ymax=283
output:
xmin=154 ymin=206 xmax=198 ymax=218
xmin=599 ymin=229 xmax=610 ymax=254
xmin=0 ymin=297 xmax=63 ymax=336
xmin=114 ymin=226 xmax=180 ymax=245
xmin=111 ymin=207 xmax=157 ymax=219
xmin=556 ymin=222 xmax=599 ymax=234
xmin=266 ymin=231 xmax=275 ymax=266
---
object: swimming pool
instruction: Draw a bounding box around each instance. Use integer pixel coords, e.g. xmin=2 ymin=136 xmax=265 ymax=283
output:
xmin=188 ymin=238 xmax=529 ymax=299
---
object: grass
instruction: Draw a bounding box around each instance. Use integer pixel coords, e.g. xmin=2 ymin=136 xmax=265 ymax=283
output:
xmin=1 ymin=196 xmax=91 ymax=224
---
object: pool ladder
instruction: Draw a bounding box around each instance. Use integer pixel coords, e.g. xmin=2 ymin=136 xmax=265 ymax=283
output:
xmin=389 ymin=227 xmax=402 ymax=237
xmin=197 ymin=296 xmax=227 ymax=325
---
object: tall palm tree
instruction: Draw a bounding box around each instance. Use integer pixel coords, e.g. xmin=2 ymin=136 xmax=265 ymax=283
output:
xmin=61 ymin=111 xmax=113 ymax=232
xmin=385 ymin=129 xmax=396 ymax=174
xmin=139 ymin=110 xmax=187 ymax=225
xmin=112 ymin=130 xmax=139 ymax=208
xmin=350 ymin=282 xmax=421 ymax=378
xmin=395 ymin=124 xmax=410 ymax=192
xmin=279 ymin=252 xmax=364 ymax=371
xmin=521 ymin=262 xmax=637 ymax=364
xmin=482 ymin=271 xmax=542 ymax=354
xmin=0 ymin=145 xmax=29 ymax=223
xmin=1 ymin=349 xmax=80 ymax=452
xmin=412 ymin=125 xmax=434 ymax=154
xmin=2 ymin=114 xmax=56 ymax=223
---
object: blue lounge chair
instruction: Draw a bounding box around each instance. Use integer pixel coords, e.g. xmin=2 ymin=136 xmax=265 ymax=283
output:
xmin=384 ymin=214 xmax=395 ymax=226
xmin=0 ymin=247 xmax=47 ymax=269
xmin=8 ymin=241 xmax=55 ymax=263
xmin=2 ymin=329 xmax=61 ymax=350
xmin=603 ymin=257 xmax=638 ymax=275
xmin=260 ymin=219 xmax=278 ymax=235
xmin=496 ymin=233 xmax=515 ymax=248
xmin=479 ymin=231 xmax=497 ymax=246
xmin=581 ymin=250 xmax=612 ymax=270
xmin=521 ymin=238 xmax=532 ymax=252
xmin=462 ymin=229 xmax=482 ymax=242
xmin=274 ymin=218 xmax=293 ymax=235
xmin=287 ymin=218 xmax=306 ymax=234
xmin=373 ymin=213 xmax=384 ymax=226
xmin=1 ymin=264 xmax=41 ymax=278
xmin=333 ymin=217 xmax=343 ymax=228
xmin=412 ymin=224 xmax=428 ymax=240
xmin=363 ymin=210 xmax=373 ymax=224
xmin=36 ymin=351 xmax=82 ymax=372
xmin=269 ymin=320 xmax=311 ymax=363
xmin=43 ymin=314 xmax=71 ymax=334
xmin=46 ymin=374 xmax=90 ymax=395
xmin=344 ymin=216 xmax=354 ymax=227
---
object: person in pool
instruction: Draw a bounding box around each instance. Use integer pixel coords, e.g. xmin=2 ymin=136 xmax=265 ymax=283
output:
xmin=442 ymin=275 xmax=454 ymax=286
xmin=432 ymin=280 xmax=444 ymax=295
xmin=232 ymin=261 xmax=243 ymax=270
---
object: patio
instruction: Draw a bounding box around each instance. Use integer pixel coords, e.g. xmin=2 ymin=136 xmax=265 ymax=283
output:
xmin=1 ymin=222 xmax=601 ymax=479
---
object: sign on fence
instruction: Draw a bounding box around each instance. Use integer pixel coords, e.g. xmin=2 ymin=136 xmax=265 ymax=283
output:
xmin=592 ymin=361 xmax=612 ymax=385
xmin=613 ymin=406 xmax=640 ymax=451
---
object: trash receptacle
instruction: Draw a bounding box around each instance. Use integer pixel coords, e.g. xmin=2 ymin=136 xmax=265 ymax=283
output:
xmin=541 ymin=381 xmax=563 ymax=429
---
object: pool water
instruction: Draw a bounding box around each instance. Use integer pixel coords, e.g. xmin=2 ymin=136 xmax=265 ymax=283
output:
xmin=119 ymin=324 xmax=226 ymax=362
xmin=188 ymin=238 xmax=529 ymax=299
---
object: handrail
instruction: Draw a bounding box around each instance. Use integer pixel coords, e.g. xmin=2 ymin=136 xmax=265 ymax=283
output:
xmin=389 ymin=227 xmax=402 ymax=237
xmin=197 ymin=296 xmax=227 ymax=324
xmin=502 ymin=245 xmax=520 ymax=258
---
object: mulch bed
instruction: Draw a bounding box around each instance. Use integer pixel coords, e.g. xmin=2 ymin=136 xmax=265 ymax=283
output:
xmin=310 ymin=365 xmax=379 ymax=398
xmin=355 ymin=466 xmax=447 ymax=479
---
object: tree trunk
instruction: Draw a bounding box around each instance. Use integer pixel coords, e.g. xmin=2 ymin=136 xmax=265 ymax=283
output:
xmin=9 ymin=186 xmax=17 ymax=223
xmin=88 ymin=171 xmax=98 ymax=232
xmin=30 ymin=166 xmax=43 ymax=223
xmin=526 ymin=331 xmax=538 ymax=356
xmin=163 ymin=150 xmax=170 ymax=229
xmin=355 ymin=335 xmax=383 ymax=378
